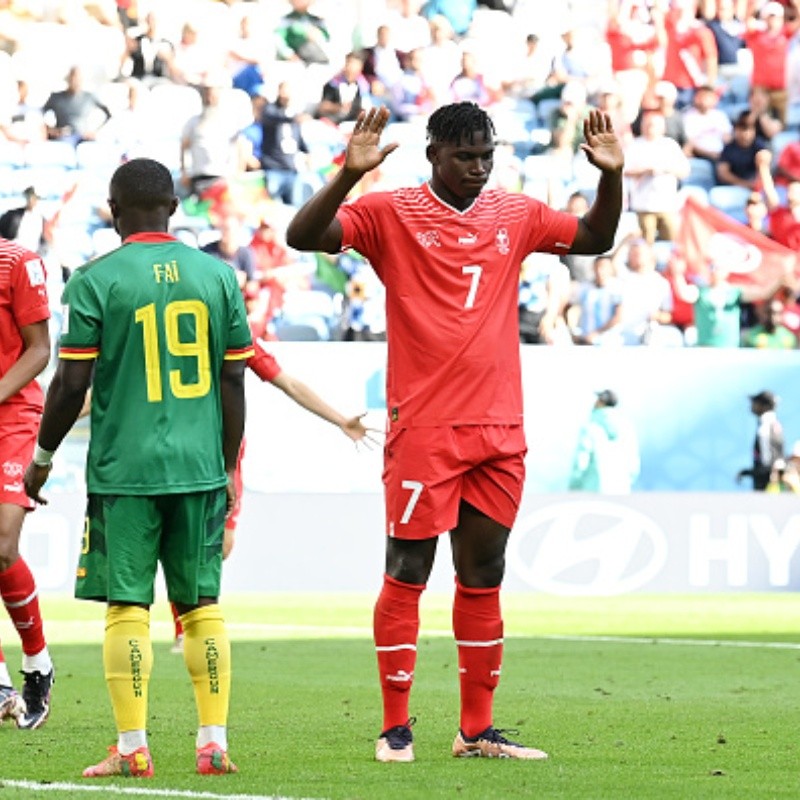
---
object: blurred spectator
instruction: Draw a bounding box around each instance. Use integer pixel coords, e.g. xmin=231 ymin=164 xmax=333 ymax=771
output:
xmin=773 ymin=137 xmax=800 ymax=186
xmin=362 ymin=24 xmax=406 ymax=109
xmin=227 ymin=9 xmax=271 ymax=96
xmin=661 ymin=251 xmax=696 ymax=341
xmin=180 ymin=75 xmax=248 ymax=196
xmin=743 ymin=190 xmax=770 ymax=234
xmin=95 ymin=78 xmax=151 ymax=156
xmin=673 ymin=258 xmax=789 ymax=347
xmin=616 ymin=239 xmax=682 ymax=345
xmin=787 ymin=22 xmax=800 ymax=114
xmin=657 ymin=0 xmax=719 ymax=108
xmin=596 ymin=80 xmax=632 ymax=147
xmin=743 ymin=1 xmax=798 ymax=123
xmin=624 ymin=111 xmax=690 ymax=244
xmin=682 ymin=83 xmax=732 ymax=162
xmin=385 ymin=0 xmax=432 ymax=54
xmin=500 ymin=33 xmax=555 ymax=101
xmin=518 ymin=253 xmax=572 ymax=345
xmin=260 ymin=81 xmax=313 ymax=207
xmin=548 ymin=80 xmax=592 ymax=154
xmin=605 ymin=0 xmax=660 ymax=124
xmin=757 ymin=148 xmax=800 ymax=248
xmin=274 ymin=0 xmax=331 ymax=65
xmin=736 ymin=389 xmax=785 ymax=491
xmin=449 ymin=47 xmax=501 ymax=107
xmin=420 ymin=14 xmax=462 ymax=107
xmin=317 ymin=51 xmax=371 ymax=124
xmin=632 ymin=80 xmax=687 ymax=147
xmin=340 ymin=256 xmax=386 ymax=341
xmin=43 ymin=65 xmax=111 ymax=145
xmin=121 ymin=9 xmax=173 ymax=84
xmin=560 ymin=191 xmax=595 ymax=284
xmin=240 ymin=87 xmax=269 ymax=169
xmin=715 ymin=111 xmax=770 ymax=188
xmin=0 ymin=79 xmax=47 ymax=144
xmin=202 ymin=214 xmax=260 ymax=304
xmin=742 ymin=296 xmax=797 ymax=347
xmin=701 ymin=0 xmax=747 ymax=80
xmin=169 ymin=22 xmax=222 ymax=87
xmin=0 ymin=186 xmax=46 ymax=254
xmin=554 ymin=25 xmax=612 ymax=102
xmin=569 ymin=389 xmax=640 ymax=493
xmin=247 ymin=219 xmax=292 ymax=340
xmin=392 ymin=47 xmax=436 ymax=121
xmin=745 ymin=85 xmax=784 ymax=143
xmin=570 ymin=255 xmax=625 ymax=346
xmin=420 ymin=0 xmax=477 ymax=38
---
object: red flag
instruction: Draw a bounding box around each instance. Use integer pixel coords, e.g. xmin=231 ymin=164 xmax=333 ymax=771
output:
xmin=678 ymin=196 xmax=799 ymax=288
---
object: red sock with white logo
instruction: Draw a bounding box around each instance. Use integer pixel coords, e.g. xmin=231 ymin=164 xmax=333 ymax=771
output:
xmin=374 ymin=574 xmax=424 ymax=732
xmin=171 ymin=602 xmax=183 ymax=638
xmin=0 ymin=558 xmax=46 ymax=656
xmin=453 ymin=580 xmax=503 ymax=738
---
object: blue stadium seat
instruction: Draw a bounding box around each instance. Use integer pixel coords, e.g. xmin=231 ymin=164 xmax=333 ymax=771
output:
xmin=708 ymin=184 xmax=751 ymax=223
xmin=683 ymin=158 xmax=717 ymax=192
xmin=770 ymin=130 xmax=799 ymax=159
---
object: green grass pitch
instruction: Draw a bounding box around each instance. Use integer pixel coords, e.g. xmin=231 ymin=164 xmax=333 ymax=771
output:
xmin=1 ymin=593 xmax=799 ymax=800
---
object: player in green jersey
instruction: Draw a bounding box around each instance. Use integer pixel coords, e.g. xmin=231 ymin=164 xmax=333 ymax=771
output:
xmin=24 ymin=158 xmax=252 ymax=779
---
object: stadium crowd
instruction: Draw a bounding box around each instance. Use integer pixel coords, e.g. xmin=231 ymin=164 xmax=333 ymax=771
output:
xmin=0 ymin=0 xmax=799 ymax=347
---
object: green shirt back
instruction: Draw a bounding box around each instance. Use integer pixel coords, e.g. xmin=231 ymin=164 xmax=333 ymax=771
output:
xmin=59 ymin=234 xmax=253 ymax=494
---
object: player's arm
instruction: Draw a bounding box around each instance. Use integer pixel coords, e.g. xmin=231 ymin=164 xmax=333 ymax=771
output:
xmin=0 ymin=319 xmax=50 ymax=405
xmin=286 ymin=106 xmax=398 ymax=254
xmin=270 ymin=370 xmax=380 ymax=445
xmin=220 ymin=359 xmax=246 ymax=475
xmin=571 ymin=109 xmax=624 ymax=255
xmin=24 ymin=358 xmax=94 ymax=505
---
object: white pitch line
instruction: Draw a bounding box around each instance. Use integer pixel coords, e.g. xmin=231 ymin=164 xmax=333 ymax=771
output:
xmin=537 ymin=633 xmax=800 ymax=650
xmin=0 ymin=778 xmax=326 ymax=800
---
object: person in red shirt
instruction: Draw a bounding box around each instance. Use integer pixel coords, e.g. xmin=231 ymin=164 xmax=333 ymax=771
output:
xmin=286 ymin=102 xmax=624 ymax=762
xmin=774 ymin=139 xmax=800 ymax=186
xmin=657 ymin=0 xmax=719 ymax=108
xmin=757 ymin=147 xmax=800 ymax=249
xmin=743 ymin=1 xmax=799 ymax=123
xmin=0 ymin=237 xmax=55 ymax=729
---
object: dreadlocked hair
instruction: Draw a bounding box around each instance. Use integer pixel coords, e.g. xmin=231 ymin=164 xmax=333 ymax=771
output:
xmin=426 ymin=102 xmax=495 ymax=146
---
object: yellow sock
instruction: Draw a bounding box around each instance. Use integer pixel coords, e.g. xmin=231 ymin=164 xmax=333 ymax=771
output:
xmin=103 ymin=605 xmax=152 ymax=734
xmin=181 ymin=604 xmax=231 ymax=727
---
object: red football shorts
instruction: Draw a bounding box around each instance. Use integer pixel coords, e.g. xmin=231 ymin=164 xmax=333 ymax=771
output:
xmin=226 ymin=437 xmax=246 ymax=532
xmin=0 ymin=410 xmax=39 ymax=509
xmin=383 ymin=424 xmax=527 ymax=539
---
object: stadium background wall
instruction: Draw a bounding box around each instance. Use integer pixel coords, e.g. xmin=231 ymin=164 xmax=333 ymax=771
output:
xmin=27 ymin=344 xmax=800 ymax=596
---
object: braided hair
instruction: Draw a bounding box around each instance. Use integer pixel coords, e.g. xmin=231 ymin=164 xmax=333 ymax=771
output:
xmin=426 ymin=101 xmax=495 ymax=146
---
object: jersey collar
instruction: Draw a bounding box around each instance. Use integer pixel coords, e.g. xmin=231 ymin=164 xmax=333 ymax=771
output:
xmin=123 ymin=232 xmax=178 ymax=244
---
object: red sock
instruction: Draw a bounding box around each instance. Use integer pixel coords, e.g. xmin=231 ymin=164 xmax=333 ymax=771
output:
xmin=171 ymin=602 xmax=183 ymax=638
xmin=0 ymin=558 xmax=45 ymax=656
xmin=373 ymin=574 xmax=424 ymax=732
xmin=453 ymin=580 xmax=503 ymax=738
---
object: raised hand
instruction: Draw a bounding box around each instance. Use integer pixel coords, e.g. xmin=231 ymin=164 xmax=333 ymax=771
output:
xmin=580 ymin=109 xmax=624 ymax=175
xmin=344 ymin=107 xmax=399 ymax=176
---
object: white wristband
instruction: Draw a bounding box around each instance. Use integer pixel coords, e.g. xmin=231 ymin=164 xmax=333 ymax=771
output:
xmin=32 ymin=445 xmax=54 ymax=467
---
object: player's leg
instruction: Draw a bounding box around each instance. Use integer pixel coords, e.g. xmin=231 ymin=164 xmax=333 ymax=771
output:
xmin=449 ymin=426 xmax=546 ymax=760
xmin=165 ymin=488 xmax=236 ymax=775
xmin=81 ymin=495 xmax=159 ymax=778
xmin=375 ymin=426 xmax=459 ymax=763
xmin=374 ymin=536 xmax=437 ymax=762
xmin=0 ymin=417 xmax=54 ymax=728
xmin=170 ymin=602 xmax=184 ymax=652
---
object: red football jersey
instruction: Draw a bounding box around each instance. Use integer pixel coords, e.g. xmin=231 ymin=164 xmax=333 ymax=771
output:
xmin=338 ymin=184 xmax=578 ymax=427
xmin=0 ymin=238 xmax=49 ymax=416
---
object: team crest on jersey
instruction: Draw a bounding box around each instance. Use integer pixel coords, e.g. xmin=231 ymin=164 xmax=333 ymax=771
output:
xmin=416 ymin=230 xmax=441 ymax=248
xmin=25 ymin=259 xmax=45 ymax=286
xmin=495 ymin=228 xmax=510 ymax=255
xmin=2 ymin=460 xmax=23 ymax=478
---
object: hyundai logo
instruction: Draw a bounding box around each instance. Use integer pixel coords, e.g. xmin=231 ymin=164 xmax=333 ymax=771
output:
xmin=508 ymin=500 xmax=668 ymax=596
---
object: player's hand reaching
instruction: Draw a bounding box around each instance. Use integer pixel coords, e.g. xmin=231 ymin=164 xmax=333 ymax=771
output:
xmin=341 ymin=413 xmax=384 ymax=450
xmin=23 ymin=462 xmax=52 ymax=506
xmin=344 ymin=107 xmax=399 ymax=177
xmin=580 ymin=109 xmax=624 ymax=175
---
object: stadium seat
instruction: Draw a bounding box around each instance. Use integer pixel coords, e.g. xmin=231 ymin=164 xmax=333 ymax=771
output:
xmin=24 ymin=140 xmax=78 ymax=170
xmin=273 ymin=318 xmax=330 ymax=341
xmin=677 ymin=184 xmax=709 ymax=208
xmin=708 ymin=184 xmax=751 ymax=223
xmin=787 ymin=103 xmax=800 ymax=132
xmin=683 ymin=158 xmax=716 ymax=192
xmin=535 ymin=98 xmax=561 ymax=128
xmin=721 ymin=73 xmax=751 ymax=105
xmin=770 ymin=130 xmax=800 ymax=159
xmin=75 ymin=140 xmax=125 ymax=172
xmin=0 ymin=141 xmax=25 ymax=168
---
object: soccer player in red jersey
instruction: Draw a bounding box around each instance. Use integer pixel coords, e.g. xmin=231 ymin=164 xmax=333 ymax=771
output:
xmin=286 ymin=101 xmax=624 ymax=762
xmin=0 ymin=236 xmax=55 ymax=730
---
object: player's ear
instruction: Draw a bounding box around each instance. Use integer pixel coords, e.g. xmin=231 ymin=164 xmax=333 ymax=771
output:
xmin=168 ymin=196 xmax=179 ymax=217
xmin=426 ymin=143 xmax=438 ymax=165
